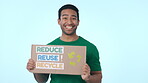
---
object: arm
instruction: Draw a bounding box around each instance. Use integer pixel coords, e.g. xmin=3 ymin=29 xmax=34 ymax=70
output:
xmin=34 ymin=73 xmax=49 ymax=83
xmin=26 ymin=59 xmax=49 ymax=83
xmin=81 ymin=64 xmax=102 ymax=83
xmin=85 ymin=71 xmax=102 ymax=83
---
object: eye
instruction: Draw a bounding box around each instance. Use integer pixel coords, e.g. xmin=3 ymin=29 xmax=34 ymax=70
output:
xmin=62 ymin=17 xmax=68 ymax=20
xmin=72 ymin=18 xmax=77 ymax=20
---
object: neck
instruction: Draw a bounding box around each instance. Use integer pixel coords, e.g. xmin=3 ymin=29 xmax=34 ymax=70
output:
xmin=60 ymin=34 xmax=79 ymax=42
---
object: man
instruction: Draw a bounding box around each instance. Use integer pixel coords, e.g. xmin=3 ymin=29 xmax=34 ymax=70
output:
xmin=27 ymin=4 xmax=102 ymax=83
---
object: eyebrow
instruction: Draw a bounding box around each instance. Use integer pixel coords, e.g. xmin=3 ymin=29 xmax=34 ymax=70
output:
xmin=62 ymin=14 xmax=77 ymax=17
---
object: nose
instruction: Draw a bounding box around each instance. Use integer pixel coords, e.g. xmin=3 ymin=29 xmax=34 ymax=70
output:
xmin=67 ymin=18 xmax=73 ymax=24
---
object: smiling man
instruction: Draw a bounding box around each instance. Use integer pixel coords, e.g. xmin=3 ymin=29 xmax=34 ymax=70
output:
xmin=27 ymin=4 xmax=102 ymax=83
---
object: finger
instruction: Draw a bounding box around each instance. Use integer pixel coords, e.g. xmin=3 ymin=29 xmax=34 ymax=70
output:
xmin=83 ymin=64 xmax=90 ymax=71
xmin=29 ymin=59 xmax=35 ymax=63
xmin=27 ymin=63 xmax=35 ymax=68
xmin=28 ymin=61 xmax=35 ymax=67
xmin=27 ymin=64 xmax=35 ymax=70
xmin=28 ymin=59 xmax=35 ymax=65
xmin=85 ymin=64 xmax=90 ymax=69
xmin=82 ymin=65 xmax=90 ymax=75
xmin=26 ymin=59 xmax=36 ymax=70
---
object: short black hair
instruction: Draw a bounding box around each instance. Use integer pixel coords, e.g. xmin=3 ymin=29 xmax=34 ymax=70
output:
xmin=58 ymin=4 xmax=79 ymax=20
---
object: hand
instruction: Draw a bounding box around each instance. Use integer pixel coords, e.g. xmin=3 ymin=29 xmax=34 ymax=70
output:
xmin=26 ymin=59 xmax=35 ymax=71
xmin=81 ymin=64 xmax=91 ymax=81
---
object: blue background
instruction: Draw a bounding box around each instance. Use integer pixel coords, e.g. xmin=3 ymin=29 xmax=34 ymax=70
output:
xmin=0 ymin=0 xmax=148 ymax=83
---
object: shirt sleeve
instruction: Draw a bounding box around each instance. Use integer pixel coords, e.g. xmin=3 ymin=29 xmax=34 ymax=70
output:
xmin=86 ymin=45 xmax=102 ymax=71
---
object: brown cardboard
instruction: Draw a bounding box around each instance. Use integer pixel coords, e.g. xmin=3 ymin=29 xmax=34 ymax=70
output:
xmin=30 ymin=45 xmax=86 ymax=75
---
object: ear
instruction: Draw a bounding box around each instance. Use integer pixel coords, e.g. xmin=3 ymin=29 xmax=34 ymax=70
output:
xmin=77 ymin=20 xmax=80 ymax=26
xmin=58 ymin=19 xmax=61 ymax=25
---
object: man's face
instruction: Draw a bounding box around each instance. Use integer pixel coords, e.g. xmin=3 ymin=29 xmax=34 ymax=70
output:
xmin=58 ymin=9 xmax=79 ymax=35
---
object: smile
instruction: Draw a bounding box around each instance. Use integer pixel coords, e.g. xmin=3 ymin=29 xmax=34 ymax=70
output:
xmin=66 ymin=26 xmax=73 ymax=29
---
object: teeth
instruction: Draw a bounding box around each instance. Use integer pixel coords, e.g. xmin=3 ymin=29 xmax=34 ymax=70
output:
xmin=66 ymin=26 xmax=72 ymax=29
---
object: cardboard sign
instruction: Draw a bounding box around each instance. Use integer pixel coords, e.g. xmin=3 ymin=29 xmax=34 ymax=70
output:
xmin=30 ymin=45 xmax=86 ymax=75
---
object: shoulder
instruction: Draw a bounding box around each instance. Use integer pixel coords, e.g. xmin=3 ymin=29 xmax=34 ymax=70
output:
xmin=79 ymin=36 xmax=97 ymax=48
xmin=80 ymin=37 xmax=99 ymax=56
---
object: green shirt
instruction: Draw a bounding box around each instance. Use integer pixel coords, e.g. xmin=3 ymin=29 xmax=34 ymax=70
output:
xmin=47 ymin=36 xmax=101 ymax=83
